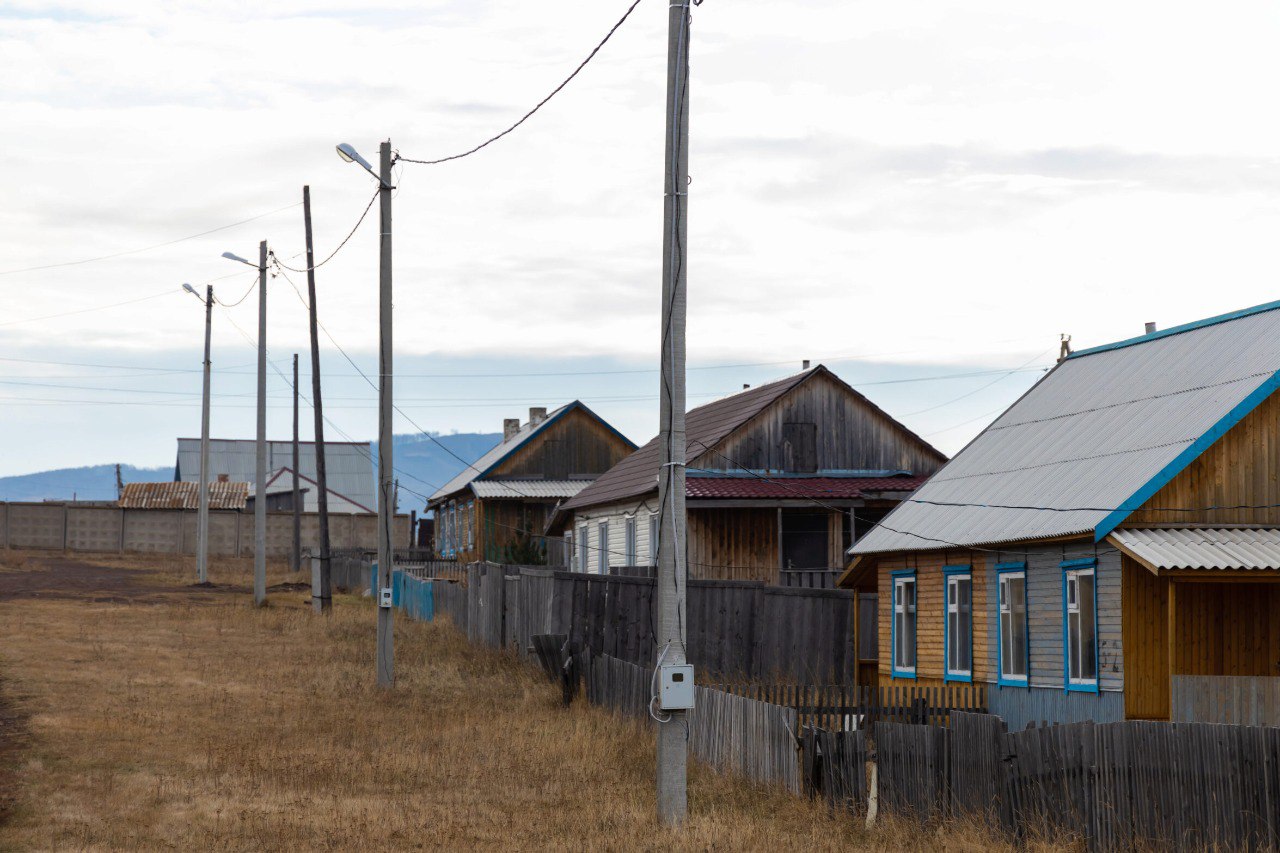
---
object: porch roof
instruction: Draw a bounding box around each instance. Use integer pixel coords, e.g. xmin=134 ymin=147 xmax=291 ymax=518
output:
xmin=1109 ymin=528 xmax=1280 ymax=572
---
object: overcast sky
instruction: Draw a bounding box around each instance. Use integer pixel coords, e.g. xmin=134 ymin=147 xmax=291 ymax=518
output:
xmin=3 ymin=0 xmax=1280 ymax=481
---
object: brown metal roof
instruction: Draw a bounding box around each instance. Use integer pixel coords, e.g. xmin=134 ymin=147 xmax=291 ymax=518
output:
xmin=119 ymin=481 xmax=248 ymax=510
xmin=557 ymin=369 xmax=818 ymax=516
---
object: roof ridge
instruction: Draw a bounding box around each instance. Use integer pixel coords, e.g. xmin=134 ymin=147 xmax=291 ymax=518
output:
xmin=1069 ymin=298 xmax=1280 ymax=360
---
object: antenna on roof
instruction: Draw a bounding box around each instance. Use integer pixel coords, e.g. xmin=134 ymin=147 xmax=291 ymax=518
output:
xmin=1058 ymin=334 xmax=1073 ymax=362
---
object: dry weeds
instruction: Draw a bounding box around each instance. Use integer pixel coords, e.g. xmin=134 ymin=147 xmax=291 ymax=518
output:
xmin=0 ymin=550 xmax=1056 ymax=851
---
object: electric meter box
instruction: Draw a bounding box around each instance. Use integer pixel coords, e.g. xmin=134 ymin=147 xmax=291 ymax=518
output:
xmin=659 ymin=664 xmax=695 ymax=711
xmin=379 ymin=587 xmax=393 ymax=609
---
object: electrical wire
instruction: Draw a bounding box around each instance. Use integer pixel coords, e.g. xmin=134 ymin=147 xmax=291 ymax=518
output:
xmin=270 ymin=188 xmax=380 ymax=274
xmin=396 ymin=0 xmax=645 ymax=166
xmin=0 ymin=203 xmax=300 ymax=277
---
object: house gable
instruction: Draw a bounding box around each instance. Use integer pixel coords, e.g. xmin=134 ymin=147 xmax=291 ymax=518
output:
xmin=489 ymin=405 xmax=635 ymax=482
xmin=703 ymin=369 xmax=947 ymax=476
xmin=1120 ymin=383 xmax=1280 ymax=529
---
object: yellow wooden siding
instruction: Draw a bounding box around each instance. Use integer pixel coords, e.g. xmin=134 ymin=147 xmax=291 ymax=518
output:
xmin=1121 ymin=556 xmax=1169 ymax=719
xmin=1174 ymin=582 xmax=1280 ymax=678
xmin=687 ymin=507 xmax=778 ymax=582
xmin=877 ymin=551 xmax=988 ymax=686
xmin=1128 ymin=388 xmax=1280 ymax=526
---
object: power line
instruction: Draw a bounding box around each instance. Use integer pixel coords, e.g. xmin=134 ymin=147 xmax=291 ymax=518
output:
xmin=269 ymin=188 xmax=379 ymax=274
xmin=396 ymin=0 xmax=645 ymax=166
xmin=0 ymin=203 xmax=300 ymax=278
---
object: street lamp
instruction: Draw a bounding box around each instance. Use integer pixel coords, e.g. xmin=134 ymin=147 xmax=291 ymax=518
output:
xmin=339 ymin=138 xmax=396 ymax=687
xmin=223 ymin=242 xmax=269 ymax=607
xmin=184 ymin=282 xmax=214 ymax=585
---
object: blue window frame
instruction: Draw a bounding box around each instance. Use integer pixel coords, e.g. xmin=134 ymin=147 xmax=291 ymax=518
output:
xmin=1062 ymin=558 xmax=1100 ymax=693
xmin=943 ymin=565 xmax=973 ymax=683
xmin=996 ymin=562 xmax=1029 ymax=687
xmin=891 ymin=569 xmax=917 ymax=679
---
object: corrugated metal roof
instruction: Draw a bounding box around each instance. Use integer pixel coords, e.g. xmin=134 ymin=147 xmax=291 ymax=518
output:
xmin=853 ymin=301 xmax=1280 ymax=554
xmin=469 ymin=480 xmax=590 ymax=499
xmin=119 ymin=481 xmax=248 ymax=510
xmin=175 ymin=439 xmax=374 ymax=511
xmin=685 ymin=474 xmax=927 ymax=501
xmin=1110 ymin=528 xmax=1280 ymax=571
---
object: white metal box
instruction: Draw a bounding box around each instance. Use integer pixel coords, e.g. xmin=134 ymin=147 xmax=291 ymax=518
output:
xmin=659 ymin=664 xmax=695 ymax=710
xmin=379 ymin=587 xmax=393 ymax=609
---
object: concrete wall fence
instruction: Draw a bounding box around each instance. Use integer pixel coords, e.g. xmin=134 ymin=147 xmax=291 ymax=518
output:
xmin=0 ymin=501 xmax=409 ymax=558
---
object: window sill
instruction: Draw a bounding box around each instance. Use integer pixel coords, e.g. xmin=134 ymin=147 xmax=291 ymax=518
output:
xmin=1065 ymin=681 xmax=1100 ymax=694
xmin=944 ymin=672 xmax=973 ymax=684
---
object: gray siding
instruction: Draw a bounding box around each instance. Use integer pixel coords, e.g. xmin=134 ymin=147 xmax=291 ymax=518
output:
xmin=981 ymin=543 xmax=1122 ymax=698
xmin=988 ymin=684 xmax=1125 ymax=732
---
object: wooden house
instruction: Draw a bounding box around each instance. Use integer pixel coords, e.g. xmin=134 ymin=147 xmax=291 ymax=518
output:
xmin=427 ymin=403 xmax=635 ymax=564
xmin=842 ymin=300 xmax=1280 ymax=729
xmin=547 ymin=365 xmax=947 ymax=583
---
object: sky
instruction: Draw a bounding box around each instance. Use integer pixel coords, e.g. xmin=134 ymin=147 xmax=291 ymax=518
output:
xmin=3 ymin=0 xmax=1280 ymax=483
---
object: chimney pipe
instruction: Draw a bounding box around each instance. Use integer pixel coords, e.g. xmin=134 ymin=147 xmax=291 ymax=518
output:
xmin=1144 ymin=322 xmax=1157 ymax=335
xmin=529 ymin=406 xmax=547 ymax=426
xmin=503 ymin=418 xmax=520 ymax=442
xmin=802 ymin=359 xmax=810 ymax=370
xmin=743 ymin=383 xmax=750 ymax=390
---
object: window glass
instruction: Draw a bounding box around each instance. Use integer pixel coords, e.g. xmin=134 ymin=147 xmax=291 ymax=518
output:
xmin=1066 ymin=568 xmax=1097 ymax=684
xmin=649 ymin=513 xmax=660 ymax=566
xmin=893 ymin=576 xmax=916 ymax=674
xmin=999 ymin=572 xmax=1028 ymax=680
xmin=625 ymin=516 xmax=637 ymax=565
xmin=946 ymin=573 xmax=972 ymax=677
xmin=597 ymin=522 xmax=608 ymax=575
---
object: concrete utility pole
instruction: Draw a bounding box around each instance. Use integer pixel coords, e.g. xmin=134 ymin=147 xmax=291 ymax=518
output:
xmin=254 ymin=240 xmax=268 ymax=606
xmin=656 ymin=0 xmax=692 ymax=826
xmin=302 ymin=185 xmax=333 ymax=613
xmin=196 ymin=284 xmax=214 ymax=584
xmin=375 ymin=140 xmax=395 ymax=688
xmin=292 ymin=353 xmax=301 ymax=572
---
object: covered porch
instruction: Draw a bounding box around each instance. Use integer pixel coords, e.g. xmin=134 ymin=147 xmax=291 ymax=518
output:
xmin=1114 ymin=528 xmax=1280 ymax=724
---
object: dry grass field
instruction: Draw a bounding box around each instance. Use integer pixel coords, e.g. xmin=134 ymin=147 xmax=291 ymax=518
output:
xmin=0 ymin=550 xmax=1050 ymax=851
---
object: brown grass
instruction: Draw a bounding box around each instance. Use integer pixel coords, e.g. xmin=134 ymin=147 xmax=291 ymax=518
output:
xmin=0 ymin=550 xmax=1050 ymax=851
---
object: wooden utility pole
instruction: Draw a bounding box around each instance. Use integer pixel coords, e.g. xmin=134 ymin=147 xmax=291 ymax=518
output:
xmin=656 ymin=0 xmax=692 ymax=826
xmin=292 ymin=353 xmax=301 ymax=572
xmin=375 ymin=140 xmax=395 ymax=687
xmin=254 ymin=240 xmax=268 ymax=606
xmin=303 ymin=186 xmax=333 ymax=613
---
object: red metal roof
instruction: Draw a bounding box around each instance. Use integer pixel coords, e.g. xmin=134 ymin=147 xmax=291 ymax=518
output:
xmin=684 ymin=475 xmax=928 ymax=501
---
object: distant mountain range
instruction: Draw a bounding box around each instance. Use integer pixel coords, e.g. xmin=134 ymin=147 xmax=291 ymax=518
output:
xmin=0 ymin=432 xmax=501 ymax=504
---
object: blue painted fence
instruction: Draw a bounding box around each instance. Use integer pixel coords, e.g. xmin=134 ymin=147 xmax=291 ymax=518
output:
xmin=391 ymin=569 xmax=435 ymax=621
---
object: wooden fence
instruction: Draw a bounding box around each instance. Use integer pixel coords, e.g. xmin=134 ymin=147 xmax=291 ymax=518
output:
xmin=713 ymin=683 xmax=987 ymax=730
xmin=867 ymin=711 xmax=1280 ymax=852
xmin=510 ymin=565 xmax=860 ymax=682
xmin=802 ymin=726 xmax=868 ymax=813
xmin=585 ymin=653 xmax=801 ymax=794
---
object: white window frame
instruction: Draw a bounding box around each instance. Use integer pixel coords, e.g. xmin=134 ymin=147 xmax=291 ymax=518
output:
xmin=1064 ymin=565 xmax=1098 ymax=689
xmin=998 ymin=569 xmax=1029 ymax=685
xmin=944 ymin=570 xmax=973 ymax=681
xmin=578 ymin=525 xmax=590 ymax=572
xmin=648 ymin=513 xmax=660 ymax=566
xmin=597 ymin=521 xmax=609 ymax=575
xmin=624 ymin=515 xmax=637 ymax=566
xmin=892 ymin=573 xmax=917 ymax=678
